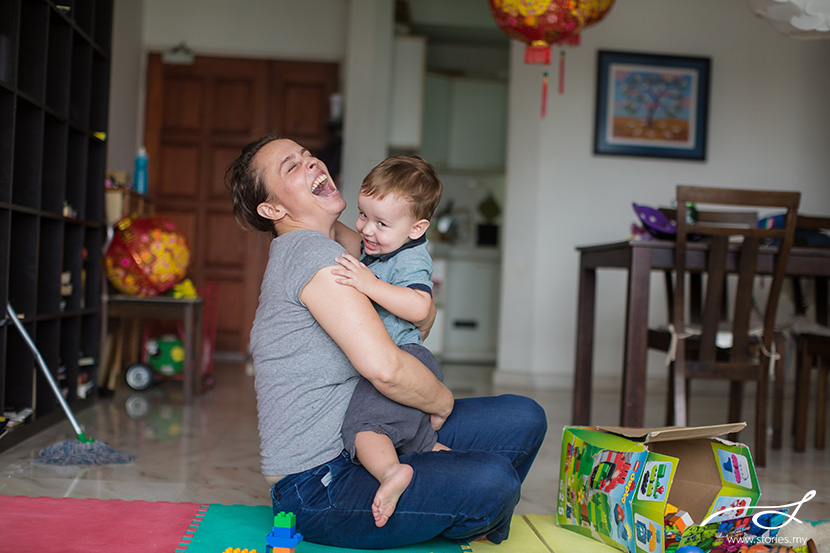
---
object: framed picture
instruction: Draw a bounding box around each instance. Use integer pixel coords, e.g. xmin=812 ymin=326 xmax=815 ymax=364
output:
xmin=593 ymin=50 xmax=711 ymax=161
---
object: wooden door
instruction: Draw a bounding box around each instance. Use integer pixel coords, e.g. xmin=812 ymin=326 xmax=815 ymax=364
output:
xmin=270 ymin=60 xmax=339 ymax=153
xmin=145 ymin=54 xmax=339 ymax=354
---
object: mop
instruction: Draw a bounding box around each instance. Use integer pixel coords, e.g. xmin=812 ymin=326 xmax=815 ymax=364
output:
xmin=6 ymin=303 xmax=135 ymax=465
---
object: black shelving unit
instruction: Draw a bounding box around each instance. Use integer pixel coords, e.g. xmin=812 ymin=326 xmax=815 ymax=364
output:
xmin=0 ymin=0 xmax=112 ymax=450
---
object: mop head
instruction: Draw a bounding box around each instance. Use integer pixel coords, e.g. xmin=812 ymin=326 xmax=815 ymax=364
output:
xmin=30 ymin=439 xmax=135 ymax=466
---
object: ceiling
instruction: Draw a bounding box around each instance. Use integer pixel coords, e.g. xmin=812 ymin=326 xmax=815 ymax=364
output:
xmin=410 ymin=22 xmax=509 ymax=46
xmin=402 ymin=0 xmax=509 ymax=47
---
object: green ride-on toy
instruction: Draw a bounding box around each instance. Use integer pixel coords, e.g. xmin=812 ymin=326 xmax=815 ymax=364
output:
xmin=125 ymin=334 xmax=185 ymax=391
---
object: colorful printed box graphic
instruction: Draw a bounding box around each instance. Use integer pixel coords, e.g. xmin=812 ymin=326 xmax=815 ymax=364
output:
xmin=556 ymin=424 xmax=761 ymax=553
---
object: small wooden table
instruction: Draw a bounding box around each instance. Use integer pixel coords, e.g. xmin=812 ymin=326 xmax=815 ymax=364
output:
xmin=103 ymin=294 xmax=204 ymax=403
xmin=573 ymin=239 xmax=830 ymax=428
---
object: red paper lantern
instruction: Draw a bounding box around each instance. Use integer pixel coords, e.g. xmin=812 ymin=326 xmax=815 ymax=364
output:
xmin=488 ymin=0 xmax=616 ymax=64
xmin=579 ymin=0 xmax=616 ymax=32
xmin=105 ymin=215 xmax=191 ymax=297
xmin=489 ymin=0 xmax=615 ymax=113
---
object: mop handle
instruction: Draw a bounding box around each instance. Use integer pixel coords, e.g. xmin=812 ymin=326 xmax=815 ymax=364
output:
xmin=6 ymin=303 xmax=85 ymax=438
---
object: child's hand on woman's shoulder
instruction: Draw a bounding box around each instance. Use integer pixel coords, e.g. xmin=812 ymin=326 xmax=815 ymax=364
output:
xmin=332 ymin=253 xmax=378 ymax=296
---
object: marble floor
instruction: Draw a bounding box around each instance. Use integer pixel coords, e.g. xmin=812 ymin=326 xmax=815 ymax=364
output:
xmin=0 ymin=359 xmax=827 ymax=523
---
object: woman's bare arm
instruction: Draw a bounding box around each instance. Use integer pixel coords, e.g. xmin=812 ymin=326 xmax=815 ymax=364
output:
xmin=301 ymin=266 xmax=453 ymax=426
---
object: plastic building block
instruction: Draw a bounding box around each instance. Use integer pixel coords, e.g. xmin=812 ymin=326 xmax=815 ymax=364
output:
xmin=265 ymin=532 xmax=303 ymax=549
xmin=222 ymin=549 xmax=259 ymax=553
xmin=268 ymin=525 xmax=295 ymax=539
xmin=673 ymin=510 xmax=694 ymax=533
xmin=266 ymin=511 xmax=303 ymax=553
xmin=268 ymin=512 xmax=299 ymax=540
xmin=273 ymin=511 xmax=296 ymax=528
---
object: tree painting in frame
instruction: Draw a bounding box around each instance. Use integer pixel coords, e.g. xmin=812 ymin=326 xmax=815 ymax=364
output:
xmin=594 ymin=50 xmax=711 ymax=160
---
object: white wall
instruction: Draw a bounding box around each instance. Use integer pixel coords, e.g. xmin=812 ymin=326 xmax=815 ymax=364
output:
xmin=142 ymin=0 xmax=347 ymax=60
xmin=495 ymin=0 xmax=830 ymax=391
xmin=106 ymin=0 xmax=144 ymax=172
xmin=339 ymin=0 xmax=395 ymax=228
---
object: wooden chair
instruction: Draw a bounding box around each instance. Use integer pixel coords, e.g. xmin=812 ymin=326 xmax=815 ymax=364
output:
xmin=651 ymin=207 xmax=760 ymax=426
xmin=648 ymin=185 xmax=800 ymax=467
xmin=790 ymin=215 xmax=830 ymax=451
xmin=656 ymin=208 xmax=759 ymax=327
xmin=794 ymin=328 xmax=830 ymax=450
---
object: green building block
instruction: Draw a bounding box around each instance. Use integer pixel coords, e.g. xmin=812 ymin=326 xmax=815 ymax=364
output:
xmin=273 ymin=511 xmax=296 ymax=528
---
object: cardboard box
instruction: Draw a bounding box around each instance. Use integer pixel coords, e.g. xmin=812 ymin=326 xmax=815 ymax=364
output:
xmin=556 ymin=424 xmax=761 ymax=553
xmin=105 ymin=188 xmax=155 ymax=225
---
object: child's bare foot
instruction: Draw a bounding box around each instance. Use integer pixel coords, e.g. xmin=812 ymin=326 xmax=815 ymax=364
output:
xmin=373 ymin=463 xmax=414 ymax=527
xmin=433 ymin=441 xmax=450 ymax=452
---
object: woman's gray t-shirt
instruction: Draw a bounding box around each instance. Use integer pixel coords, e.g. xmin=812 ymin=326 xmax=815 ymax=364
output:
xmin=250 ymin=230 xmax=360 ymax=476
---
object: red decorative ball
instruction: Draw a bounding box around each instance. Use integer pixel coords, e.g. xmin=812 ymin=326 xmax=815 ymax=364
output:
xmin=105 ymin=215 xmax=191 ymax=297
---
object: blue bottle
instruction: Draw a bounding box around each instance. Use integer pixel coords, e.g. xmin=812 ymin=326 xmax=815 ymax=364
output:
xmin=134 ymin=146 xmax=148 ymax=194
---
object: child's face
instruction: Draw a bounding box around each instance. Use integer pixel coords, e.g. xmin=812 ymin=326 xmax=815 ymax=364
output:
xmin=355 ymin=191 xmax=423 ymax=255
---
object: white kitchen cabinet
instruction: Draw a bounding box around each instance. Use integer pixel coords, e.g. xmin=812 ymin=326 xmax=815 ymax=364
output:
xmin=440 ymin=254 xmax=501 ymax=363
xmin=419 ymin=73 xmax=451 ymax=167
xmin=448 ymin=78 xmax=507 ymax=171
xmin=421 ymin=72 xmax=507 ymax=172
xmin=423 ymin=257 xmax=446 ymax=356
xmin=388 ymin=35 xmax=427 ymax=150
xmin=422 ymin=305 xmax=445 ymax=357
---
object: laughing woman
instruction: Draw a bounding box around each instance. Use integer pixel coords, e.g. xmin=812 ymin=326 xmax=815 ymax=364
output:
xmin=226 ymin=136 xmax=546 ymax=549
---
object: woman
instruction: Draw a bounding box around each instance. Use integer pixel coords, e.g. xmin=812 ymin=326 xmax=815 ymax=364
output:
xmin=227 ymin=136 xmax=547 ymax=548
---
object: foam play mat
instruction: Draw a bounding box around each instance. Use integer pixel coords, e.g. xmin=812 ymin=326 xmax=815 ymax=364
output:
xmin=0 ymin=495 xmax=618 ymax=552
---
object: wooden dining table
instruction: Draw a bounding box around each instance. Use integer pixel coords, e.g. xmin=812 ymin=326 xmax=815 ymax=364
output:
xmin=572 ymin=238 xmax=830 ymax=428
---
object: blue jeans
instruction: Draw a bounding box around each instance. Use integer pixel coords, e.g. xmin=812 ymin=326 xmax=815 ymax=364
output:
xmin=270 ymin=394 xmax=547 ymax=549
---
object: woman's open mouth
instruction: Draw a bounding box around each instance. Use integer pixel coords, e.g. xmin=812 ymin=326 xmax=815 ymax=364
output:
xmin=311 ymin=174 xmax=336 ymax=196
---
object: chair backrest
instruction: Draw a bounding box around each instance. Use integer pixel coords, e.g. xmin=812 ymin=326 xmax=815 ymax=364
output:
xmin=794 ymin=215 xmax=830 ymax=250
xmin=791 ymin=215 xmax=830 ymax=321
xmin=673 ymin=186 xmax=800 ymax=369
xmin=795 ymin=214 xmax=830 ymax=232
xmin=659 ymin=207 xmax=759 ymax=323
xmin=659 ymin=207 xmax=759 ymax=227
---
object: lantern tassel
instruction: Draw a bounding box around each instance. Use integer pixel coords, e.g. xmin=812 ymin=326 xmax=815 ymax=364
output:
xmin=558 ymin=50 xmax=565 ymax=95
xmin=525 ymin=43 xmax=552 ymax=65
xmin=541 ymin=72 xmax=549 ymax=118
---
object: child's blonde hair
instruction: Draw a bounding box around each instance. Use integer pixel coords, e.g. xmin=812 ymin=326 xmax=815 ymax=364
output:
xmin=361 ymin=155 xmax=443 ymax=221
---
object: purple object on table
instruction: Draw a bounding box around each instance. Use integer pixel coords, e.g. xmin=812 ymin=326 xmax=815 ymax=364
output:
xmin=632 ymin=203 xmax=677 ymax=240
